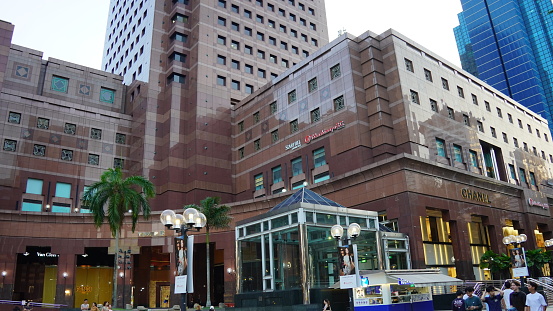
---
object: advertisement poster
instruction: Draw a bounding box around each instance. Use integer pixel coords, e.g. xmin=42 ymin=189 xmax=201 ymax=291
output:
xmin=175 ymin=236 xmax=187 ymax=276
xmin=337 ymin=245 xmax=356 ymax=276
xmin=511 ymin=247 xmax=529 ymax=277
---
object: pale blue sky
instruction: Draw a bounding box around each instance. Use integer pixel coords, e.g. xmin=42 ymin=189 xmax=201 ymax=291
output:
xmin=0 ymin=0 xmax=463 ymax=70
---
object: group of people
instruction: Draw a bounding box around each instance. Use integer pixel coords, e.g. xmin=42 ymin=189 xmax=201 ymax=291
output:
xmin=81 ymin=299 xmax=113 ymax=311
xmin=452 ymin=280 xmax=547 ymax=311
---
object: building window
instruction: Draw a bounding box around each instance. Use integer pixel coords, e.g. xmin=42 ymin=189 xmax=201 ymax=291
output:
xmin=114 ymin=158 xmax=124 ymax=169
xmin=231 ymin=4 xmax=239 ymax=13
xmin=217 ymin=55 xmax=226 ymax=65
xmin=527 ymin=124 xmax=532 ymax=134
xmin=256 ymin=15 xmax=264 ymax=23
xmin=313 ymin=147 xmax=326 ymax=167
xmin=33 ymin=144 xmax=46 ymax=156
xmin=258 ymin=69 xmax=266 ymax=78
xmin=217 ymin=76 xmax=226 ymax=86
xmin=430 ymin=99 xmax=438 ymax=112
xmin=245 ymin=45 xmax=253 ymax=55
xmin=536 ymin=129 xmax=541 ymax=138
xmin=447 ymin=107 xmax=454 ymax=120
xmin=231 ymin=80 xmax=240 ymax=90
xmin=171 ymin=32 xmax=188 ymax=42
xmin=314 ymin=172 xmax=330 ymax=184
xmin=272 ymin=166 xmax=282 ymax=183
xmin=477 ymin=121 xmax=484 ymax=132
xmin=270 ymin=102 xmax=277 ymax=114
xmin=245 ymin=84 xmax=253 ymax=94
xmin=311 ymin=108 xmax=320 ymax=123
xmin=258 ymin=50 xmax=265 ymax=59
xmin=253 ymin=112 xmax=260 ymax=123
xmin=508 ymin=113 xmax=513 ymax=123
xmin=64 ymin=123 xmax=76 ymax=135
xmin=334 ymin=96 xmax=345 ymax=111
xmin=8 ymin=112 xmax=21 ymax=124
xmin=245 ymin=27 xmax=252 ymax=36
xmin=518 ymin=119 xmax=523 ymax=128
xmin=280 ymin=41 xmax=288 ymax=50
xmin=61 ymin=149 xmax=73 ymax=161
xmin=404 ymin=58 xmax=414 ymax=72
xmin=502 ymin=132 xmax=508 ymax=143
xmin=257 ymin=32 xmax=264 ymax=41
xmin=90 ymin=128 xmax=102 ymax=140
xmin=490 ymin=127 xmax=496 ymax=138
xmin=245 ymin=64 xmax=253 ymax=74
xmin=484 ymin=101 xmax=490 ymax=111
xmin=271 ymin=130 xmax=279 ymax=142
xmin=280 ymin=25 xmax=287 ymax=33
xmin=231 ymin=60 xmax=240 ymax=70
xmin=100 ymin=87 xmax=115 ymax=104
xmin=330 ymin=64 xmax=341 ymax=79
xmin=244 ymin=9 xmax=252 ymax=18
xmin=410 ymin=90 xmax=419 ymax=104
xmin=3 ymin=139 xmax=17 ymax=152
xmin=231 ymin=22 xmax=239 ymax=31
xmin=519 ymin=168 xmax=527 ymax=185
xmin=167 ymin=73 xmax=186 ymax=84
xmin=424 ymin=68 xmax=433 ymax=82
xmin=254 ymin=173 xmax=264 ymax=190
xmin=238 ymin=121 xmax=244 ymax=132
xmin=523 ymin=142 xmax=528 ymax=152
xmin=441 ymin=78 xmax=449 ymax=90
xmin=530 ymin=172 xmax=537 ymax=186
xmin=308 ymin=78 xmax=318 ymax=92
xmin=88 ymin=154 xmax=100 ymax=165
xmin=172 ymin=13 xmax=188 ymax=23
xmin=217 ymin=35 xmax=226 ymax=45
xmin=217 ymin=16 xmax=226 ymax=26
xmin=288 ymin=90 xmax=297 ymax=104
xmin=457 ymin=86 xmax=464 ymax=98
xmin=290 ymin=119 xmax=299 ymax=133
xmin=239 ymin=147 xmax=244 ymax=159
xmin=26 ymin=178 xmax=43 ymax=195
xmin=453 ymin=144 xmax=463 ymax=162
xmin=436 ymin=138 xmax=446 ymax=157
xmin=311 ymin=38 xmax=318 ymax=46
xmin=269 ymin=37 xmax=276 ymax=45
xmin=254 ymin=139 xmax=261 ymax=151
xmin=230 ymin=40 xmax=239 ymax=50
xmin=496 ymin=108 xmax=502 ymax=118
xmin=471 ymin=94 xmax=478 ymax=105
xmin=291 ymin=157 xmax=303 ymax=176
xmin=268 ymin=20 xmax=275 ymax=28
xmin=545 ymin=133 xmax=549 ymax=142
xmin=218 ymin=0 xmax=226 ymax=8
xmin=51 ymin=76 xmax=69 ymax=93
xmin=281 ymin=59 xmax=289 ymax=68
xmin=170 ymin=51 xmax=187 ymax=62
xmin=508 ymin=164 xmax=517 ymax=180
xmin=469 ymin=150 xmax=478 ymax=167
xmin=513 ymin=137 xmax=519 ymax=148
xmin=37 ymin=117 xmax=50 ymax=129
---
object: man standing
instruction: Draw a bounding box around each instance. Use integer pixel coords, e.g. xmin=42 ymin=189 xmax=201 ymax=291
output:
xmin=464 ymin=287 xmax=483 ymax=310
xmin=81 ymin=299 xmax=90 ymax=311
xmin=510 ymin=280 xmax=527 ymax=311
xmin=525 ymin=281 xmax=547 ymax=311
xmin=481 ymin=286 xmax=503 ymax=311
xmin=503 ymin=280 xmax=513 ymax=310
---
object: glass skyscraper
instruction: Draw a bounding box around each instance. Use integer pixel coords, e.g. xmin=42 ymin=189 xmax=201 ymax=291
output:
xmin=454 ymin=0 xmax=553 ymax=132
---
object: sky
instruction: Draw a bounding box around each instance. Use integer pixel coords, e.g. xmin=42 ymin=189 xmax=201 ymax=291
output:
xmin=0 ymin=0 xmax=463 ymax=70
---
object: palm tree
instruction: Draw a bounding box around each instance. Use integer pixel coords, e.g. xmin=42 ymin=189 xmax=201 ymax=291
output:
xmin=82 ymin=168 xmax=155 ymax=308
xmin=525 ymin=248 xmax=552 ymax=277
xmin=185 ymin=197 xmax=232 ymax=307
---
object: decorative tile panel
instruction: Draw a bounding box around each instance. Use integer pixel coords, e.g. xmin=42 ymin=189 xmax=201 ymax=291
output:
xmin=100 ymin=87 xmax=115 ymax=104
xmin=78 ymin=84 xmax=91 ymax=96
xmin=51 ymin=76 xmax=69 ymax=93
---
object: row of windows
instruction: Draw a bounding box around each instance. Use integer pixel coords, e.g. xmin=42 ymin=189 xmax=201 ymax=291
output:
xmin=405 ymin=57 xmax=549 ymax=143
xmin=22 ymin=178 xmax=97 ymax=213
xmin=216 ymin=15 xmax=318 ymax=47
xmin=3 ymin=139 xmax=125 ymax=168
xmin=254 ymin=147 xmax=328 ymax=193
xmin=7 ymin=112 xmax=127 ymax=144
xmin=218 ymin=0 xmax=316 ymax=24
xmin=411 ymin=92 xmax=552 ymax=161
xmin=106 ymin=13 xmax=147 ymax=73
xmin=435 ymin=138 xmax=539 ymax=188
xmin=48 ymin=75 xmax=117 ymax=104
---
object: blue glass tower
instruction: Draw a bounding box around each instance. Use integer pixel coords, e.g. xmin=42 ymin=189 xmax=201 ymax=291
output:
xmin=454 ymin=0 xmax=553 ymax=132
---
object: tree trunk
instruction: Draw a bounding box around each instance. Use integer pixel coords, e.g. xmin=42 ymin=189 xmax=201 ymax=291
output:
xmin=206 ymin=230 xmax=211 ymax=307
xmin=112 ymin=231 xmax=120 ymax=308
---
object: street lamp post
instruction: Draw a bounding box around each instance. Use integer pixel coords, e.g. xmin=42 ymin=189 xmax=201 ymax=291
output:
xmin=330 ymin=223 xmax=361 ymax=311
xmin=503 ymin=233 xmax=528 ymax=281
xmin=1 ymin=271 xmax=6 ymax=299
xmin=160 ymin=208 xmax=206 ymax=311
xmin=118 ymin=248 xmax=132 ymax=308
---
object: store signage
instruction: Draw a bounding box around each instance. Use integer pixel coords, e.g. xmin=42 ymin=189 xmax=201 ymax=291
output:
xmin=304 ymin=121 xmax=345 ymax=143
xmin=397 ymin=277 xmax=412 ymax=285
xmin=37 ymin=252 xmax=59 ymax=258
xmin=285 ymin=140 xmax=301 ymax=150
xmin=138 ymin=230 xmax=165 ymax=237
xmin=76 ymin=285 xmax=92 ymax=294
xmin=175 ymin=275 xmax=187 ymax=294
xmin=528 ymin=198 xmax=549 ymax=209
xmin=460 ymin=188 xmax=491 ymax=203
xmin=340 ymin=274 xmax=357 ymax=289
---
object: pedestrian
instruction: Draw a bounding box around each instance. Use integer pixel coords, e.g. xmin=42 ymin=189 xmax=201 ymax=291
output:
xmin=503 ymin=280 xmax=513 ymax=310
xmin=509 ymin=280 xmax=526 ymax=311
xmin=481 ymin=286 xmax=503 ymax=311
xmin=322 ymin=299 xmax=332 ymax=311
xmin=452 ymin=290 xmax=466 ymax=311
xmin=525 ymin=281 xmax=547 ymax=311
xmin=81 ymin=299 xmax=90 ymax=311
xmin=464 ymin=286 xmax=483 ymax=310
xmin=102 ymin=302 xmax=110 ymax=311
xmin=90 ymin=302 xmax=99 ymax=311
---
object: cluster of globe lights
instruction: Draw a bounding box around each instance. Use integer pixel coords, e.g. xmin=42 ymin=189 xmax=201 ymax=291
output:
xmin=545 ymin=238 xmax=553 ymax=247
xmin=502 ymin=234 xmax=527 ymax=245
xmin=160 ymin=208 xmax=207 ymax=230
xmin=330 ymin=223 xmax=362 ymax=240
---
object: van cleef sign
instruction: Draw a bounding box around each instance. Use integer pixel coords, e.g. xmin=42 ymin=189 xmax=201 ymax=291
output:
xmin=37 ymin=252 xmax=59 ymax=257
xmin=528 ymin=198 xmax=549 ymax=209
xmin=304 ymin=121 xmax=345 ymax=143
xmin=460 ymin=188 xmax=491 ymax=203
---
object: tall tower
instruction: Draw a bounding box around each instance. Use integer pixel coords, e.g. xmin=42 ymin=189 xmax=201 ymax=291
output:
xmin=454 ymin=0 xmax=553 ymax=133
xmin=102 ymin=0 xmax=329 ymax=208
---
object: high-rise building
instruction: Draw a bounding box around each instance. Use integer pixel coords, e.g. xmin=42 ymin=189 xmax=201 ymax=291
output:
xmin=454 ymin=0 xmax=553 ymax=133
xmin=102 ymin=0 xmax=329 ymax=208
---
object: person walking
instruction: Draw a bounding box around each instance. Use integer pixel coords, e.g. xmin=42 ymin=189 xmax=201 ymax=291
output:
xmin=81 ymin=299 xmax=90 ymax=311
xmin=464 ymin=287 xmax=483 ymax=310
xmin=481 ymin=286 xmax=503 ymax=311
xmin=90 ymin=302 xmax=99 ymax=311
xmin=525 ymin=281 xmax=547 ymax=311
xmin=452 ymin=290 xmax=466 ymax=311
xmin=322 ymin=299 xmax=332 ymax=311
xmin=503 ymin=281 xmax=513 ymax=310
xmin=509 ymin=280 xmax=527 ymax=311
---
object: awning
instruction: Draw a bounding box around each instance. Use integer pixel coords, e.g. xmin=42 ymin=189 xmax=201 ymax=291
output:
xmin=387 ymin=272 xmax=463 ymax=287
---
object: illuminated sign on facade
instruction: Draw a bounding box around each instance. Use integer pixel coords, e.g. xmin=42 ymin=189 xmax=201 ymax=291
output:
xmin=528 ymin=198 xmax=549 ymax=209
xmin=460 ymin=188 xmax=491 ymax=203
xmin=304 ymin=121 xmax=345 ymax=143
xmin=285 ymin=140 xmax=301 ymax=150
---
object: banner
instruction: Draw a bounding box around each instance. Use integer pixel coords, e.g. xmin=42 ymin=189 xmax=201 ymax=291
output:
xmin=187 ymin=235 xmax=195 ymax=293
xmin=511 ymin=247 xmax=529 ymax=277
xmin=337 ymin=245 xmax=356 ymax=276
xmin=175 ymin=236 xmax=187 ymax=276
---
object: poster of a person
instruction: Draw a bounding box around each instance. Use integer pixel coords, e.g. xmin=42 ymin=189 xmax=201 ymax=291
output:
xmin=175 ymin=238 xmax=187 ymax=276
xmin=338 ymin=245 xmax=355 ymax=276
xmin=511 ymin=248 xmax=525 ymax=268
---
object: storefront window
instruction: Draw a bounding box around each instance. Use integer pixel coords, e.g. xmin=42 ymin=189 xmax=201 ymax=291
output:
xmin=272 ymin=229 xmax=300 ymax=290
xmin=240 ymin=236 xmax=263 ymax=292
